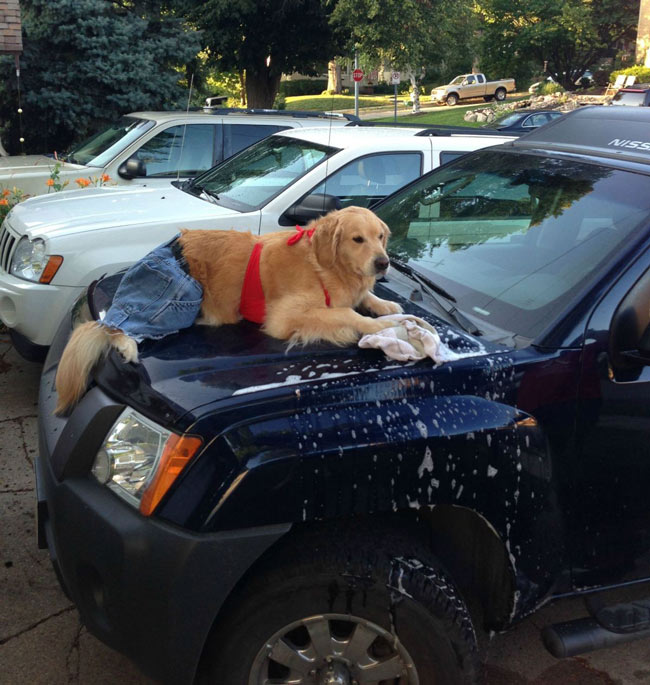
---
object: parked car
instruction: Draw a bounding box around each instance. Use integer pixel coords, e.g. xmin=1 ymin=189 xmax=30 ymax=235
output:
xmin=430 ymin=72 xmax=516 ymax=106
xmin=482 ymin=108 xmax=564 ymax=133
xmin=0 ymin=108 xmax=358 ymax=197
xmin=0 ymin=125 xmax=514 ymax=359
xmin=610 ymin=84 xmax=650 ymax=107
xmin=36 ymin=105 xmax=650 ymax=683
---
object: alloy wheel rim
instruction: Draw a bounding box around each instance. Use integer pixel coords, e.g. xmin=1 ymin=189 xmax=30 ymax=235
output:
xmin=248 ymin=612 xmax=420 ymax=685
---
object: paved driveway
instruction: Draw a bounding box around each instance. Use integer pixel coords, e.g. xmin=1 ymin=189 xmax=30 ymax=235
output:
xmin=1 ymin=333 xmax=649 ymax=684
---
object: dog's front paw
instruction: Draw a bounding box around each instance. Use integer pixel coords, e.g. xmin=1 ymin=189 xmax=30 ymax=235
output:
xmin=371 ymin=299 xmax=403 ymax=316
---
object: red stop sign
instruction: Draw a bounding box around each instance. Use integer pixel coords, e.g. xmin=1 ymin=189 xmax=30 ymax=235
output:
xmin=352 ymin=68 xmax=364 ymax=82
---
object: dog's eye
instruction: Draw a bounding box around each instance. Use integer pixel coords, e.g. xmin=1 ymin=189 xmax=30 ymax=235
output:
xmin=353 ymin=236 xmax=365 ymax=243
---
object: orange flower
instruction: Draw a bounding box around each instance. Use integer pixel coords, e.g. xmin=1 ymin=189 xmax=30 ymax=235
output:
xmin=0 ymin=198 xmax=8 ymax=206
xmin=46 ymin=178 xmax=55 ymax=187
xmin=75 ymin=178 xmax=91 ymax=188
xmin=101 ymin=174 xmax=111 ymax=182
xmin=2 ymin=188 xmax=10 ymax=197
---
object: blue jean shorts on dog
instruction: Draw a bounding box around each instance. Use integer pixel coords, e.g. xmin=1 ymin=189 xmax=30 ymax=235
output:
xmin=100 ymin=235 xmax=203 ymax=342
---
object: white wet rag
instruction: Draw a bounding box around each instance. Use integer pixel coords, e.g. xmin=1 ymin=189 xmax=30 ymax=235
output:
xmin=358 ymin=314 xmax=480 ymax=363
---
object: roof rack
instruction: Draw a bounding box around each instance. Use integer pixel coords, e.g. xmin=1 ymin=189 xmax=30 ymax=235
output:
xmin=512 ymin=105 xmax=650 ymax=165
xmin=200 ymin=107 xmax=361 ymax=122
xmin=349 ymin=121 xmax=521 ymax=137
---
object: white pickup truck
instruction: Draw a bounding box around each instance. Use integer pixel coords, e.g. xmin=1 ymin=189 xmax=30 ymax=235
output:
xmin=431 ymin=73 xmax=516 ymax=106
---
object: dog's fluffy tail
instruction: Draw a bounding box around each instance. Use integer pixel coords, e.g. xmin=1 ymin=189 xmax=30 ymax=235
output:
xmin=54 ymin=322 xmax=137 ymax=414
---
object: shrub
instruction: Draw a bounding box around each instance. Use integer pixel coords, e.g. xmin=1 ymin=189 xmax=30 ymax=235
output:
xmin=540 ymin=81 xmax=565 ymax=95
xmin=279 ymin=79 xmax=328 ymax=97
xmin=273 ymin=92 xmax=287 ymax=110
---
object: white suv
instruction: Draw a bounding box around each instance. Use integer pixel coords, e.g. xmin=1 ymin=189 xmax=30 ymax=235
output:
xmin=0 ymin=109 xmax=356 ymax=197
xmin=0 ymin=125 xmax=514 ymax=358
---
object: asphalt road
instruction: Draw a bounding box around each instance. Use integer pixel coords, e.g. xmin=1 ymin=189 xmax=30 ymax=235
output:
xmin=1 ymin=333 xmax=649 ymax=684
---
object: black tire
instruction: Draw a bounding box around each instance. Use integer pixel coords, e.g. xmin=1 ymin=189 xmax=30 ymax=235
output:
xmin=483 ymin=95 xmax=494 ymax=102
xmin=494 ymin=88 xmax=506 ymax=102
xmin=198 ymin=531 xmax=479 ymax=685
xmin=446 ymin=93 xmax=459 ymax=106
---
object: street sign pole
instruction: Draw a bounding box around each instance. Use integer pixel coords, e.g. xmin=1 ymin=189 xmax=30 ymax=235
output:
xmin=354 ymin=52 xmax=359 ymax=118
xmin=391 ymin=71 xmax=401 ymax=123
xmin=394 ymin=83 xmax=397 ymax=123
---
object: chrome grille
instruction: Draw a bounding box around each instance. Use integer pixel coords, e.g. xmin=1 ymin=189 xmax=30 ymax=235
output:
xmin=0 ymin=222 xmax=17 ymax=273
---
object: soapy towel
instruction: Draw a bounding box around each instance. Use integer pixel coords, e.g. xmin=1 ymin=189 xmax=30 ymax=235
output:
xmin=358 ymin=314 xmax=481 ymax=363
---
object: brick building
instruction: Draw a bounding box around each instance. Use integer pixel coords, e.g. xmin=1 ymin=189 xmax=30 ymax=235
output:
xmin=0 ymin=0 xmax=22 ymax=58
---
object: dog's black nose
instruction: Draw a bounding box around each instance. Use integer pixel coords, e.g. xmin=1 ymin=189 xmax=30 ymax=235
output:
xmin=375 ymin=256 xmax=390 ymax=273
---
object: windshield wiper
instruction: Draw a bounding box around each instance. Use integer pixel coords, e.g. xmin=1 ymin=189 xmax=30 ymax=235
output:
xmin=389 ymin=258 xmax=481 ymax=336
xmin=191 ymin=183 xmax=220 ymax=203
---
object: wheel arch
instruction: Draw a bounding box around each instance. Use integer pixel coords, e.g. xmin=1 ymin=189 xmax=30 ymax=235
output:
xmin=200 ymin=506 xmax=515 ymax=658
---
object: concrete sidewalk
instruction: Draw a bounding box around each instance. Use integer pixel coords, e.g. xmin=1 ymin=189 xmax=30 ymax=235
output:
xmin=1 ymin=335 xmax=649 ymax=683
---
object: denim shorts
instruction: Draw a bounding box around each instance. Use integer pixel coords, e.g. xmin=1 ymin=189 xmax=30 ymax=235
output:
xmin=100 ymin=235 xmax=203 ymax=342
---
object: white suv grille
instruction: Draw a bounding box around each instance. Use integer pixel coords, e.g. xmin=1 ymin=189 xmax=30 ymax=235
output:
xmin=0 ymin=221 xmax=18 ymax=274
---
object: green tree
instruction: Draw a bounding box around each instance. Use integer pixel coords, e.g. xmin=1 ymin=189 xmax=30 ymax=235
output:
xmin=182 ymin=0 xmax=338 ymax=109
xmin=0 ymin=0 xmax=200 ymax=154
xmin=329 ymin=0 xmax=478 ymax=109
xmin=475 ymin=0 xmax=638 ymax=90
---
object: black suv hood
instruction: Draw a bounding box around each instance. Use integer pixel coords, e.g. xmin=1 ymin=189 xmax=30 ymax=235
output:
xmin=89 ymin=274 xmax=495 ymax=428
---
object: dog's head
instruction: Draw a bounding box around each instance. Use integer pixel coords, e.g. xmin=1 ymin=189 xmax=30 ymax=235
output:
xmin=311 ymin=206 xmax=391 ymax=278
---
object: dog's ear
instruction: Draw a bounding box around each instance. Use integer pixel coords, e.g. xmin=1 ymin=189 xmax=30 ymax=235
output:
xmin=311 ymin=212 xmax=343 ymax=270
xmin=379 ymin=218 xmax=391 ymax=248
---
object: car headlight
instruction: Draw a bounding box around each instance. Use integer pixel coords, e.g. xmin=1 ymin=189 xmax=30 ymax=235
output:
xmin=10 ymin=236 xmax=63 ymax=283
xmin=92 ymin=408 xmax=202 ymax=516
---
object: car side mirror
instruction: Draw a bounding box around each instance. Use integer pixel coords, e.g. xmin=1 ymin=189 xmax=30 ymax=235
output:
xmin=118 ymin=157 xmax=147 ymax=180
xmin=280 ymin=193 xmax=342 ymax=226
xmin=620 ymin=323 xmax=650 ymax=366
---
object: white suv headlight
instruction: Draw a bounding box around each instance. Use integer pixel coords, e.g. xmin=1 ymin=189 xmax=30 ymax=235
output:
xmin=92 ymin=408 xmax=202 ymax=516
xmin=10 ymin=236 xmax=63 ymax=283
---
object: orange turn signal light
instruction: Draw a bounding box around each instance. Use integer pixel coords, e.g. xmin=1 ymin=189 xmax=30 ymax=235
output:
xmin=139 ymin=434 xmax=203 ymax=516
xmin=39 ymin=255 xmax=63 ymax=284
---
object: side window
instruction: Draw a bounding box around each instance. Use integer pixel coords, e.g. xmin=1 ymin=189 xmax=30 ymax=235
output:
xmin=440 ymin=151 xmax=466 ymax=165
xmin=477 ymin=74 xmax=485 ymax=84
xmin=221 ymin=124 xmax=291 ymax=162
xmin=309 ymin=153 xmax=422 ymax=208
xmin=135 ymin=124 xmax=216 ymax=177
xmin=527 ymin=114 xmax=548 ymax=128
xmin=466 ymin=75 xmax=476 ymax=85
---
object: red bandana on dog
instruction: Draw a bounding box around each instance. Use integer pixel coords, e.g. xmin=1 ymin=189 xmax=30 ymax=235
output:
xmin=239 ymin=225 xmax=331 ymax=324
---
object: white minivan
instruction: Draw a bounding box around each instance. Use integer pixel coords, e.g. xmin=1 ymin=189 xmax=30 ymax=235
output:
xmin=0 ymin=109 xmax=355 ymax=197
xmin=0 ymin=126 xmax=513 ymax=358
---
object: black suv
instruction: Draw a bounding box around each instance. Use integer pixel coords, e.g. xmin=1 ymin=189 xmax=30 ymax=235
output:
xmin=36 ymin=106 xmax=650 ymax=684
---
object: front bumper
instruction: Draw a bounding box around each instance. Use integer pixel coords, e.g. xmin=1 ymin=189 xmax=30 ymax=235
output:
xmin=0 ymin=270 xmax=82 ymax=346
xmin=36 ymin=362 xmax=289 ymax=683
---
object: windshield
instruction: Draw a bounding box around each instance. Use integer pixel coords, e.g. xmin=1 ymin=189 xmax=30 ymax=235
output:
xmin=189 ymin=135 xmax=335 ymax=212
xmin=492 ymin=113 xmax=524 ymax=127
xmin=65 ymin=116 xmax=154 ymax=167
xmin=611 ymin=91 xmax=647 ymax=107
xmin=449 ymin=76 xmax=465 ymax=85
xmin=375 ymin=150 xmax=650 ymax=340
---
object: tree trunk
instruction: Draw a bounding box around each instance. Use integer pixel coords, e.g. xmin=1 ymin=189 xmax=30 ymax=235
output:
xmin=239 ymin=71 xmax=247 ymax=107
xmin=246 ymin=69 xmax=282 ymax=109
xmin=406 ymin=69 xmax=421 ymax=114
xmin=327 ymin=59 xmax=342 ymax=94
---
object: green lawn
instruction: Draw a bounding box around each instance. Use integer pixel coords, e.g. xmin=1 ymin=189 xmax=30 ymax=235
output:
xmin=286 ymin=92 xmax=531 ymax=127
xmin=368 ymin=95 xmax=531 ymax=127
xmin=370 ymin=104 xmax=485 ymax=127
xmin=286 ymin=94 xmax=392 ymax=110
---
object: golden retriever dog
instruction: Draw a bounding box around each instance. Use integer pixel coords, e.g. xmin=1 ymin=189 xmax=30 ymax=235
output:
xmin=55 ymin=206 xmax=402 ymax=413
